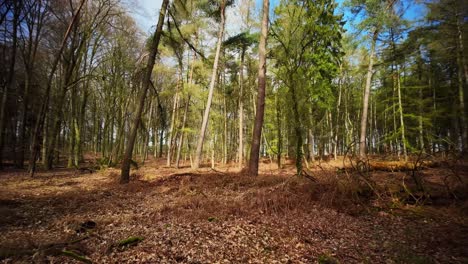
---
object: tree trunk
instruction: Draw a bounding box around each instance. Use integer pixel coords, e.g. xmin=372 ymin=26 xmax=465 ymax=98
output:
xmin=120 ymin=0 xmax=169 ymax=183
xmin=166 ymin=84 xmax=179 ymax=167
xmin=309 ymin=128 xmax=315 ymax=165
xmin=456 ymin=19 xmax=467 ymax=151
xmin=0 ymin=0 xmax=20 ymax=168
xmin=29 ymin=0 xmax=86 ymax=177
xmin=276 ymin=90 xmax=282 ymax=168
xmin=456 ymin=14 xmax=468 ymax=87
xmin=291 ymin=85 xmax=302 ymax=176
xmin=176 ymin=96 xmax=190 ymax=168
xmin=17 ymin=0 xmax=45 ymax=168
xmin=247 ymin=0 xmax=269 ymax=176
xmin=334 ymin=64 xmax=343 ymax=159
xmin=359 ymin=29 xmax=377 ymax=159
xmin=193 ymin=0 xmax=227 ymax=169
xmin=238 ymin=49 xmax=245 ymax=169
xmin=223 ymin=76 xmax=228 ymax=164
xmin=396 ymin=72 xmax=407 ymax=160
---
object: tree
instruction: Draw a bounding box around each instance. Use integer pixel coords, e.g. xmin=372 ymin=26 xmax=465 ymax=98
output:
xmin=224 ymin=32 xmax=257 ymax=169
xmin=270 ymin=0 xmax=343 ymax=175
xmin=0 ymin=0 xmax=20 ymax=168
xmin=120 ymin=0 xmax=170 ymax=183
xmin=346 ymin=0 xmax=398 ymax=159
xmin=247 ymin=0 xmax=269 ymax=176
xmin=426 ymin=0 xmax=467 ymax=152
xmin=193 ymin=0 xmax=228 ymax=169
xmin=29 ymin=0 xmax=87 ymax=177
xmin=16 ymin=0 xmax=49 ymax=168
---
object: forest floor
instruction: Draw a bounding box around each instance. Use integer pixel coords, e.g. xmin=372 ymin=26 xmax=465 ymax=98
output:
xmin=0 ymin=157 xmax=467 ymax=263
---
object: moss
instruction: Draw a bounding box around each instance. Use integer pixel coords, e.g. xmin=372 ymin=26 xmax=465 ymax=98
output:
xmin=117 ymin=236 xmax=144 ymax=248
xmin=393 ymin=250 xmax=433 ymax=264
xmin=318 ymin=253 xmax=340 ymax=264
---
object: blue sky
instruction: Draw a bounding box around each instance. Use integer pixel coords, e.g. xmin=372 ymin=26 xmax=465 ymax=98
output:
xmin=129 ymin=0 xmax=163 ymax=34
xmin=132 ymin=0 xmax=427 ymax=35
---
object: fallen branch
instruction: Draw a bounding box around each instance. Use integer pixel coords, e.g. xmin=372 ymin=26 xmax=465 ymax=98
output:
xmin=108 ymin=236 xmax=144 ymax=253
xmin=117 ymin=236 xmax=144 ymax=248
xmin=302 ymin=170 xmax=318 ymax=182
xmin=61 ymin=250 xmax=92 ymax=263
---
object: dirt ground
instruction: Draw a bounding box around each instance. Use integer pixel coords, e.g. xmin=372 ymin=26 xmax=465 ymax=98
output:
xmin=0 ymin=157 xmax=467 ymax=263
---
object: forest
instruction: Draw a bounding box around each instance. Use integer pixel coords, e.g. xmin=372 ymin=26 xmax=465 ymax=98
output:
xmin=0 ymin=0 xmax=467 ymax=262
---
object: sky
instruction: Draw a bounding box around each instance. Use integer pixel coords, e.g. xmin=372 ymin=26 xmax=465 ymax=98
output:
xmin=127 ymin=0 xmax=163 ymax=34
xmin=130 ymin=0 xmax=427 ymax=38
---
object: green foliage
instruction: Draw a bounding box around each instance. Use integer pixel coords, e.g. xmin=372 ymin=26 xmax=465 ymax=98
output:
xmin=198 ymin=0 xmax=235 ymax=21
xmin=223 ymin=32 xmax=259 ymax=50
xmin=270 ymin=0 xmax=343 ymax=173
xmin=345 ymin=0 xmax=401 ymax=34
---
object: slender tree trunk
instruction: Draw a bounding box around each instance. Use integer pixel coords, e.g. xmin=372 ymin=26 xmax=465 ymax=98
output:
xmin=223 ymin=72 xmax=228 ymax=164
xmin=17 ymin=75 xmax=30 ymax=168
xmin=309 ymin=128 xmax=315 ymax=165
xmin=334 ymin=65 xmax=343 ymax=159
xmin=167 ymin=85 xmax=179 ymax=167
xmin=456 ymin=20 xmax=467 ymax=151
xmin=417 ymin=57 xmax=424 ymax=151
xmin=293 ymin=100 xmax=302 ymax=175
xmin=0 ymin=0 xmax=20 ymax=168
xmin=456 ymin=15 xmax=468 ymax=87
xmin=359 ymin=29 xmax=377 ymax=159
xmin=238 ymin=49 xmax=245 ymax=169
xmin=47 ymin=48 xmax=83 ymax=170
xmin=176 ymin=96 xmax=190 ymax=168
xmin=29 ymin=0 xmax=86 ymax=177
xmin=328 ymin=111 xmax=333 ymax=156
xmin=247 ymin=0 xmax=269 ymax=176
xmin=17 ymin=0 xmax=44 ymax=168
xmin=120 ymin=0 xmax=169 ymax=183
xmin=392 ymin=72 xmax=399 ymax=158
xmin=396 ymin=70 xmax=407 ymax=161
xmin=275 ymin=90 xmax=282 ymax=168
xmin=175 ymin=51 xmax=195 ymax=168
xmin=193 ymin=0 xmax=227 ymax=169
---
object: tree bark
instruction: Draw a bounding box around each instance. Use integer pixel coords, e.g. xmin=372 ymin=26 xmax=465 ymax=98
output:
xmin=275 ymin=90 xmax=282 ymax=168
xmin=29 ymin=0 xmax=86 ymax=177
xmin=166 ymin=82 xmax=180 ymax=167
xmin=17 ymin=0 xmax=46 ymax=168
xmin=396 ymin=72 xmax=407 ymax=160
xmin=193 ymin=0 xmax=227 ymax=169
xmin=334 ymin=64 xmax=343 ymax=159
xmin=359 ymin=29 xmax=377 ymax=159
xmin=0 ymin=0 xmax=20 ymax=168
xmin=238 ymin=49 xmax=246 ymax=169
xmin=176 ymin=96 xmax=190 ymax=168
xmin=247 ymin=0 xmax=269 ymax=176
xmin=120 ymin=0 xmax=169 ymax=183
xmin=456 ymin=18 xmax=467 ymax=152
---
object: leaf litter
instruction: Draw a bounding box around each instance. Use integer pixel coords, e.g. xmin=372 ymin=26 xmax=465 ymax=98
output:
xmin=0 ymin=159 xmax=467 ymax=263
